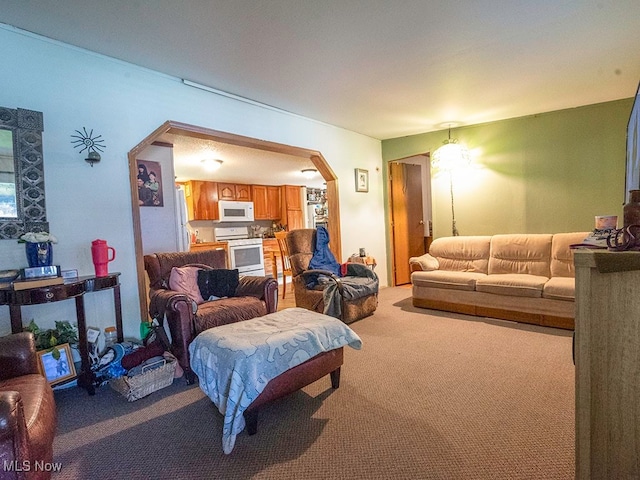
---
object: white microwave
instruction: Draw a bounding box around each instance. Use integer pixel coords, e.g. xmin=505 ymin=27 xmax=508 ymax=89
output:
xmin=217 ymin=200 xmax=255 ymax=222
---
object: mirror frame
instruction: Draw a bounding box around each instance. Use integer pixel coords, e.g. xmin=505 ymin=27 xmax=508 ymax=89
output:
xmin=0 ymin=107 xmax=48 ymax=239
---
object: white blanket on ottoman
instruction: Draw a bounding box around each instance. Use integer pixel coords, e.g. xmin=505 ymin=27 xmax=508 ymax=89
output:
xmin=189 ymin=307 xmax=363 ymax=453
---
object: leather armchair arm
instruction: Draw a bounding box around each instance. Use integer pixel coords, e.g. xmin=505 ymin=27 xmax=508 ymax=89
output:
xmin=236 ymin=276 xmax=279 ymax=313
xmin=0 ymin=332 xmax=38 ymax=381
xmin=0 ymin=391 xmax=30 ymax=465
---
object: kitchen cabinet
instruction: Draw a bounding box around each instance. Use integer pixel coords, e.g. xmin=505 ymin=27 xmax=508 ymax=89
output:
xmin=281 ymin=185 xmax=304 ymax=230
xmin=184 ymin=180 xmax=219 ymax=221
xmin=252 ymin=185 xmax=281 ymax=220
xmin=218 ymin=182 xmax=252 ymax=201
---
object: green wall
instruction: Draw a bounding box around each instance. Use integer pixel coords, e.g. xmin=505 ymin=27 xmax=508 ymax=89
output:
xmin=382 ymin=99 xmax=633 ymax=239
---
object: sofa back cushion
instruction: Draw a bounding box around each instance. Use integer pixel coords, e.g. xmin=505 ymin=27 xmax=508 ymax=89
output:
xmin=429 ymin=236 xmax=491 ymax=274
xmin=488 ymin=234 xmax=552 ymax=277
xmin=550 ymin=232 xmax=590 ymax=278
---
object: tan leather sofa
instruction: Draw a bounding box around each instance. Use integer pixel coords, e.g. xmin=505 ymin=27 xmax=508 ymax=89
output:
xmin=0 ymin=332 xmax=57 ymax=480
xmin=409 ymin=232 xmax=588 ymax=329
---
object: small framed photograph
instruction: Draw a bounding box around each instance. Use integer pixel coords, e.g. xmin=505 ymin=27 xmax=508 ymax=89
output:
xmin=355 ymin=168 xmax=369 ymax=193
xmin=37 ymin=343 xmax=77 ymax=386
xmin=136 ymin=159 xmax=164 ymax=207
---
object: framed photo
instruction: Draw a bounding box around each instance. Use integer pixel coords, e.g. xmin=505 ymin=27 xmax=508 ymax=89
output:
xmin=355 ymin=168 xmax=369 ymax=193
xmin=136 ymin=159 xmax=164 ymax=207
xmin=37 ymin=343 xmax=76 ymax=386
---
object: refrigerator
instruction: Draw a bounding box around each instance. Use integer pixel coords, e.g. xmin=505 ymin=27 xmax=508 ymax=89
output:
xmin=175 ymin=186 xmax=190 ymax=252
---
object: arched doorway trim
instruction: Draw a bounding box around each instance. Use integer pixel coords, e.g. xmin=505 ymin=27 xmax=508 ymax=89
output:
xmin=128 ymin=120 xmax=342 ymax=319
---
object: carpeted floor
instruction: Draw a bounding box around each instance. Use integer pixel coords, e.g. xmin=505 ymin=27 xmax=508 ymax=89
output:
xmin=51 ymin=286 xmax=575 ymax=479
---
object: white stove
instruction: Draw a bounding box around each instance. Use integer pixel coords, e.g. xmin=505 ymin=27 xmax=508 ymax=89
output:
xmin=213 ymin=227 xmax=265 ymax=277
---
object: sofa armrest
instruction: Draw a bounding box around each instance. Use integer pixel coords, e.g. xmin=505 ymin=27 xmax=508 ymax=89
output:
xmin=236 ymin=276 xmax=279 ymax=313
xmin=0 ymin=391 xmax=30 ymax=464
xmin=0 ymin=333 xmax=38 ymax=381
xmin=409 ymin=253 xmax=439 ymax=272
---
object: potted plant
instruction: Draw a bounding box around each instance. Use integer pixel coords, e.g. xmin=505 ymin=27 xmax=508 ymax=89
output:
xmin=23 ymin=319 xmax=78 ymax=360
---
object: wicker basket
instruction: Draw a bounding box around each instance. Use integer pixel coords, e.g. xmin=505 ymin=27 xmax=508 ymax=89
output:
xmin=110 ymin=358 xmax=176 ymax=401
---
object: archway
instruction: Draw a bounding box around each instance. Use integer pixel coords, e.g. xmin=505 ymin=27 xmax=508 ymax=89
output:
xmin=128 ymin=120 xmax=342 ymax=319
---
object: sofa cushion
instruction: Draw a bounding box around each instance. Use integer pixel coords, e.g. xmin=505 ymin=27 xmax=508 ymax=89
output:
xmin=428 ymin=236 xmax=491 ymax=273
xmin=169 ymin=266 xmax=205 ymax=304
xmin=488 ymin=234 xmax=552 ymax=277
xmin=476 ymin=274 xmax=549 ymax=298
xmin=543 ymin=277 xmax=575 ymax=301
xmin=411 ymin=270 xmax=487 ymax=291
xmin=194 ymin=296 xmax=267 ymax=333
xmin=550 ymin=232 xmax=589 ymax=278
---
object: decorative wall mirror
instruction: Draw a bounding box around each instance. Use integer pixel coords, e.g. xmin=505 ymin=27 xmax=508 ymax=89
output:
xmin=0 ymin=107 xmax=48 ymax=239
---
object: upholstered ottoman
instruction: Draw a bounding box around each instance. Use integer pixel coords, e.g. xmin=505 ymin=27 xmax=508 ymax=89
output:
xmin=189 ymin=307 xmax=362 ymax=453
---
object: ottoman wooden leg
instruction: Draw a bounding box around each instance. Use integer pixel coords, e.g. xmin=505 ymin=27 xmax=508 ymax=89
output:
xmin=244 ymin=409 xmax=258 ymax=436
xmin=330 ymin=367 xmax=341 ymax=389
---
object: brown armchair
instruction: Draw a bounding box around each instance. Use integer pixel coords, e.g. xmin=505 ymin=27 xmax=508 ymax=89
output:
xmin=287 ymin=229 xmax=379 ymax=323
xmin=0 ymin=332 xmax=57 ymax=480
xmin=144 ymin=249 xmax=278 ymax=383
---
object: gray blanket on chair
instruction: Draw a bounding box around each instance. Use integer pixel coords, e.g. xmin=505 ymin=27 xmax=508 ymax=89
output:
xmin=320 ymin=263 xmax=379 ymax=318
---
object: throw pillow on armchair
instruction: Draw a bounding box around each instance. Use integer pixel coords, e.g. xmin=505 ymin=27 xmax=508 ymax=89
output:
xmin=197 ymin=268 xmax=240 ymax=300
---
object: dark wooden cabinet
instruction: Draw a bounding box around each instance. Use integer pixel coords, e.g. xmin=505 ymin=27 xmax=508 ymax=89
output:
xmin=184 ymin=181 xmax=219 ymax=221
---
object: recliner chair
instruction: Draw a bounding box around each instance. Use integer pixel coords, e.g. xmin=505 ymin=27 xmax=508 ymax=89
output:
xmin=286 ymin=228 xmax=378 ymax=323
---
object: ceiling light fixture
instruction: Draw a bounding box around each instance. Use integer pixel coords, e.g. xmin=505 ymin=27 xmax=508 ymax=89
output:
xmin=201 ymin=159 xmax=223 ymax=171
xmin=431 ymin=126 xmax=470 ymax=236
xmin=301 ymin=168 xmax=318 ymax=179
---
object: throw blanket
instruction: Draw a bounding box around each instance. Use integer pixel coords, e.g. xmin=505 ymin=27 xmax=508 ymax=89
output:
xmin=189 ymin=307 xmax=362 ymax=454
xmin=308 ymin=226 xmax=341 ymax=276
xmin=321 ymin=263 xmax=379 ymax=318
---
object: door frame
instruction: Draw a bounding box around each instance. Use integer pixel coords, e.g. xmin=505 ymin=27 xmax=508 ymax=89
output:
xmin=128 ymin=120 xmax=342 ymax=320
xmin=386 ymin=153 xmax=431 ymax=286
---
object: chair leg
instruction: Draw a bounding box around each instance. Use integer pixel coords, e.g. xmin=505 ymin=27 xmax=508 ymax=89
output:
xmin=282 ymin=274 xmax=286 ymax=299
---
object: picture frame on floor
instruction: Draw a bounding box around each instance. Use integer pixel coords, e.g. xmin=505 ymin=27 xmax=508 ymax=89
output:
xmin=37 ymin=343 xmax=77 ymax=386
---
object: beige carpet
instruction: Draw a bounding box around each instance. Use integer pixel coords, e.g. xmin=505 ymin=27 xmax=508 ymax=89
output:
xmin=51 ymin=286 xmax=574 ymax=479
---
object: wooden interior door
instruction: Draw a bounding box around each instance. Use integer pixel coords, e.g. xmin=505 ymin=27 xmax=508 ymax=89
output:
xmin=390 ymin=162 xmax=426 ymax=285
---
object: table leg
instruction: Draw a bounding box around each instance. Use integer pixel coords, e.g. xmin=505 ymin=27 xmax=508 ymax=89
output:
xmin=9 ymin=305 xmax=23 ymax=334
xmin=113 ymin=284 xmax=124 ymax=342
xmin=75 ymin=296 xmax=95 ymax=395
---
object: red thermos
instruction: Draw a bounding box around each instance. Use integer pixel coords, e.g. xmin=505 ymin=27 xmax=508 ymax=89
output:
xmin=91 ymin=239 xmax=116 ymax=277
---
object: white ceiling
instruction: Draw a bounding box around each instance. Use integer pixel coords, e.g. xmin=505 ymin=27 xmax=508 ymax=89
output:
xmin=156 ymin=132 xmax=326 ymax=188
xmin=2 ymin=1 xmax=640 ymax=186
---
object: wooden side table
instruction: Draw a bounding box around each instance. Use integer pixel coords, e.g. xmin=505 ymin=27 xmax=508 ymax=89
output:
xmin=347 ymin=255 xmax=377 ymax=270
xmin=0 ymin=273 xmax=123 ymax=395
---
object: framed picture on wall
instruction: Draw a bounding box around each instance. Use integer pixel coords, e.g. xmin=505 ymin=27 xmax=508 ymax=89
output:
xmin=37 ymin=343 xmax=77 ymax=386
xmin=136 ymin=159 xmax=164 ymax=207
xmin=355 ymin=168 xmax=369 ymax=192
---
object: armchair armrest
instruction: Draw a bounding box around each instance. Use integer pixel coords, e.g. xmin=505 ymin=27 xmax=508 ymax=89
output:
xmin=236 ymin=276 xmax=278 ymax=313
xmin=409 ymin=253 xmax=439 ymax=272
xmin=0 ymin=391 xmax=31 ymax=468
xmin=299 ymin=269 xmax=344 ymax=295
xmin=0 ymin=332 xmax=38 ymax=381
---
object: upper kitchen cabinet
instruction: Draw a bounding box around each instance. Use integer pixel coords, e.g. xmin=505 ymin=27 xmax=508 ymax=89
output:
xmin=184 ymin=180 xmax=219 ymax=221
xmin=282 ymin=185 xmax=304 ymax=230
xmin=218 ymin=182 xmax=252 ymax=201
xmin=252 ymin=185 xmax=281 ymax=220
